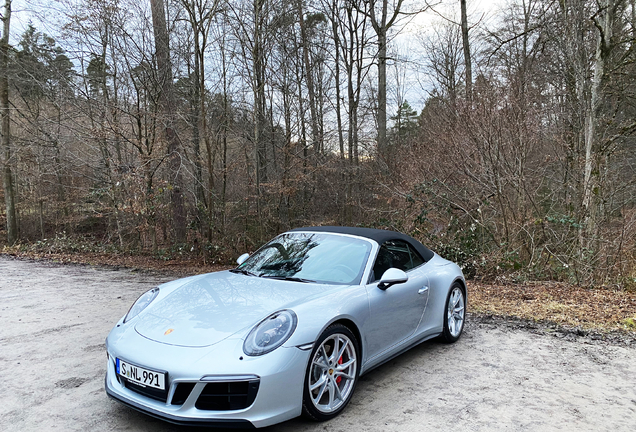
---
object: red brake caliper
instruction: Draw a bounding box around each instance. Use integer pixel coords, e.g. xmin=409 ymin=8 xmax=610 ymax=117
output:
xmin=336 ymin=356 xmax=343 ymax=384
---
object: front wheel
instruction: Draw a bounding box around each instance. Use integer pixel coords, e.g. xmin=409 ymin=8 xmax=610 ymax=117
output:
xmin=302 ymin=324 xmax=359 ymax=421
xmin=442 ymin=283 xmax=466 ymax=343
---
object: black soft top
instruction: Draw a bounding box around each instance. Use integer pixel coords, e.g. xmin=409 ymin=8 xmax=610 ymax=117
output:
xmin=289 ymin=226 xmax=434 ymax=262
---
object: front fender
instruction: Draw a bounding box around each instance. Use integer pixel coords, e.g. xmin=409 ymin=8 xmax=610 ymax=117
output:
xmin=283 ymin=284 xmax=369 ymax=355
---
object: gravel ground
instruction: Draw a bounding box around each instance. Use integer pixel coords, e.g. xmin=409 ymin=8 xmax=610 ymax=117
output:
xmin=1 ymin=256 xmax=635 ymax=432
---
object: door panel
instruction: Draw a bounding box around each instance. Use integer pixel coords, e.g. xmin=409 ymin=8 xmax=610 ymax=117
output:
xmin=364 ymin=270 xmax=429 ymax=360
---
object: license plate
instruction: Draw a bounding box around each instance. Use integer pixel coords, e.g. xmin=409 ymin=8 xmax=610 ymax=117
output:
xmin=116 ymin=358 xmax=166 ymax=390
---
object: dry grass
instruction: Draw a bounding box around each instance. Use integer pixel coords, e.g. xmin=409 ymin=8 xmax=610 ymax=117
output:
xmin=469 ymin=281 xmax=636 ymax=331
xmin=0 ymin=249 xmax=230 ymax=277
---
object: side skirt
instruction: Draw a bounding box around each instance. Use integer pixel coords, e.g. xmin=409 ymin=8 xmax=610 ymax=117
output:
xmin=359 ymin=330 xmax=441 ymax=376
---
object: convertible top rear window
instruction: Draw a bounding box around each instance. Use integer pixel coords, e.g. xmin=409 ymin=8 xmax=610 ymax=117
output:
xmin=238 ymin=233 xmax=372 ymax=285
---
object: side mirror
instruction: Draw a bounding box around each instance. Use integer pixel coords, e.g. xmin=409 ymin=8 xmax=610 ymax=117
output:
xmin=236 ymin=253 xmax=250 ymax=266
xmin=377 ymin=268 xmax=408 ymax=290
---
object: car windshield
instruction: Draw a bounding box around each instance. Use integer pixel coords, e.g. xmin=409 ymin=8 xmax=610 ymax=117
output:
xmin=237 ymin=232 xmax=372 ymax=285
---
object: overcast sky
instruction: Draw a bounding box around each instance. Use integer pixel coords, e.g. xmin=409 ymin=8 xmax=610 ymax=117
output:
xmin=392 ymin=0 xmax=507 ymax=110
xmin=8 ymin=0 xmax=506 ymax=42
xmin=7 ymin=0 xmax=508 ymax=114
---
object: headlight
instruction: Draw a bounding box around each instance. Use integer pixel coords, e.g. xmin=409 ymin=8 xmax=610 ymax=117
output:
xmin=243 ymin=310 xmax=297 ymax=356
xmin=124 ymin=288 xmax=159 ymax=323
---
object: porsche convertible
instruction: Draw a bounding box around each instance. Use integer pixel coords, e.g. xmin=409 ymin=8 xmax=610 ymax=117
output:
xmin=105 ymin=226 xmax=466 ymax=428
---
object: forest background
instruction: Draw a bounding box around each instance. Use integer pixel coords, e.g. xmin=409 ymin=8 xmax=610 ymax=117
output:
xmin=0 ymin=0 xmax=635 ymax=290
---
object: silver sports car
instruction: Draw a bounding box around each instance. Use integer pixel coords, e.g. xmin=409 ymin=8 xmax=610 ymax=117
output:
xmin=105 ymin=226 xmax=466 ymax=428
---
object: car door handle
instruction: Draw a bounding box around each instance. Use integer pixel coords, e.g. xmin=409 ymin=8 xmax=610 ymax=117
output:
xmin=418 ymin=286 xmax=429 ymax=295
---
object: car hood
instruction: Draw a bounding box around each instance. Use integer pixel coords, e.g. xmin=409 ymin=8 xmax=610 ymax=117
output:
xmin=134 ymin=271 xmax=334 ymax=347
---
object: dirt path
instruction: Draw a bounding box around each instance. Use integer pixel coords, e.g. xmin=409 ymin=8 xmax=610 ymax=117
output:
xmin=1 ymin=257 xmax=635 ymax=432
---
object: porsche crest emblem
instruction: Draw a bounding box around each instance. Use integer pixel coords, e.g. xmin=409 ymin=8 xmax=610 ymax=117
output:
xmin=164 ymin=328 xmax=174 ymax=336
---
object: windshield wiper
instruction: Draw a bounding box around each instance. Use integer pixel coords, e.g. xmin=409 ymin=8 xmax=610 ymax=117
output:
xmin=259 ymin=275 xmax=316 ymax=283
xmin=229 ymin=268 xmax=259 ymax=277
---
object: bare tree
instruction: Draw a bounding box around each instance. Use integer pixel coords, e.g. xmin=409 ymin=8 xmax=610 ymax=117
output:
xmin=150 ymin=0 xmax=187 ymax=243
xmin=460 ymin=0 xmax=471 ymax=99
xmin=326 ymin=0 xmax=346 ymax=158
xmin=583 ymin=0 xmax=614 ymax=241
xmin=419 ymin=19 xmax=463 ymax=106
xmin=180 ymin=0 xmax=220 ymax=239
xmin=367 ymin=0 xmax=404 ymax=160
xmin=1 ymin=0 xmax=17 ymax=244
xmin=341 ymin=0 xmax=372 ymax=164
xmin=296 ymin=0 xmax=321 ymax=154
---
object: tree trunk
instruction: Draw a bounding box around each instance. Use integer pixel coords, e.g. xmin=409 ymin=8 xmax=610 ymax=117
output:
xmin=583 ymin=0 xmax=616 ymax=243
xmin=1 ymin=0 xmax=17 ymax=245
xmin=150 ymin=0 xmax=187 ymax=243
xmin=220 ymin=33 xmax=229 ymax=232
xmin=460 ymin=0 xmax=472 ymax=100
xmin=181 ymin=0 xmax=220 ymax=242
xmin=192 ymin=35 xmax=204 ymax=207
xmin=343 ymin=2 xmax=366 ymax=166
xmin=369 ymin=0 xmax=404 ymax=162
xmin=297 ymin=0 xmax=321 ymax=155
xmin=377 ymin=25 xmax=387 ymax=159
xmin=196 ymin=31 xmax=215 ymax=241
xmin=253 ymin=0 xmax=267 ymax=190
xmin=331 ymin=1 xmax=345 ymax=159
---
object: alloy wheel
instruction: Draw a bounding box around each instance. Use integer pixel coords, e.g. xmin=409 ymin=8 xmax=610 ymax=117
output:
xmin=447 ymin=286 xmax=465 ymax=338
xmin=308 ymin=333 xmax=357 ymax=414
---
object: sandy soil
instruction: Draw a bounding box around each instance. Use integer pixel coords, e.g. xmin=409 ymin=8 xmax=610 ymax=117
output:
xmin=1 ymin=256 xmax=635 ymax=432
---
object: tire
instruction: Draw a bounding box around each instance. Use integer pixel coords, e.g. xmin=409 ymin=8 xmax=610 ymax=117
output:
xmin=442 ymin=283 xmax=466 ymax=343
xmin=302 ymin=324 xmax=360 ymax=421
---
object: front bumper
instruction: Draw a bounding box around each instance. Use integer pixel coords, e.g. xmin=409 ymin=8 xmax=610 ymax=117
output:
xmin=105 ymin=383 xmax=255 ymax=428
xmin=105 ymin=333 xmax=311 ymax=428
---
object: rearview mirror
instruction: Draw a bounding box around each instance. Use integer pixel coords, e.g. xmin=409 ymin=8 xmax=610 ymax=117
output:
xmin=236 ymin=253 xmax=250 ymax=266
xmin=377 ymin=268 xmax=408 ymax=290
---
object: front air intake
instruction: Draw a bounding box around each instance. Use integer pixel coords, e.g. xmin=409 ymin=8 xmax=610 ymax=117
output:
xmin=171 ymin=382 xmax=196 ymax=405
xmin=195 ymin=379 xmax=260 ymax=411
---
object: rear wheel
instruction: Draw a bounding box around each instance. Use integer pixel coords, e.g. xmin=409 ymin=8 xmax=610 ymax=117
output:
xmin=302 ymin=324 xmax=359 ymax=421
xmin=442 ymin=283 xmax=466 ymax=343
